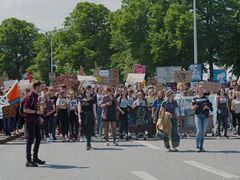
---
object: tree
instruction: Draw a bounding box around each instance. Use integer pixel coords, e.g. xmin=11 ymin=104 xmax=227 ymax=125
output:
xmin=30 ymin=33 xmax=52 ymax=84
xmin=54 ymin=2 xmax=112 ymax=75
xmin=0 ymin=18 xmax=38 ymax=80
xmin=149 ymin=1 xmax=194 ymax=69
xmin=218 ymin=0 xmax=240 ymax=76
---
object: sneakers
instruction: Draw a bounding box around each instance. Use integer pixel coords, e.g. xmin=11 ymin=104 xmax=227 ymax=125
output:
xmin=25 ymin=161 xmax=38 ymax=167
xmin=167 ymin=148 xmax=173 ymax=152
xmin=106 ymin=141 xmax=110 ymax=146
xmin=196 ymin=148 xmax=205 ymax=153
xmin=33 ymin=158 xmax=46 ymax=165
xmin=46 ymin=137 xmax=50 ymax=142
xmin=86 ymin=144 xmax=91 ymax=150
xmin=113 ymin=140 xmax=119 ymax=146
xmin=173 ymin=148 xmax=178 ymax=152
xmin=196 ymin=148 xmax=201 ymax=153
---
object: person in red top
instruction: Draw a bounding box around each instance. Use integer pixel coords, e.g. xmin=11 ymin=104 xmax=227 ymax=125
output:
xmin=23 ymin=81 xmax=46 ymax=167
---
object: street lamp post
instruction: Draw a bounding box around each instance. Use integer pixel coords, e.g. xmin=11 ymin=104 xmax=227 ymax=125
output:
xmin=193 ymin=0 xmax=198 ymax=64
xmin=50 ymin=34 xmax=53 ymax=73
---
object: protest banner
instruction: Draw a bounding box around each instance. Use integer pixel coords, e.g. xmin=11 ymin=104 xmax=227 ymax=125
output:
xmin=156 ymin=66 xmax=182 ymax=84
xmin=174 ymin=71 xmax=192 ymax=83
xmin=175 ymin=95 xmax=217 ymax=134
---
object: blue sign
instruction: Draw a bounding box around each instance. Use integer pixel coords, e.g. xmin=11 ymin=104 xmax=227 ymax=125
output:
xmin=213 ymin=69 xmax=227 ymax=84
xmin=189 ymin=64 xmax=202 ymax=82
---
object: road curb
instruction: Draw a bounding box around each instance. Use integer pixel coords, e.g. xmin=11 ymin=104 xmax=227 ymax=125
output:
xmin=0 ymin=132 xmax=24 ymax=144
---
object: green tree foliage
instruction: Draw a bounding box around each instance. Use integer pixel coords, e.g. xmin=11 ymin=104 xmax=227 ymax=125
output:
xmin=149 ymin=1 xmax=194 ymax=69
xmin=55 ymin=2 xmax=111 ymax=75
xmin=0 ymin=18 xmax=38 ymax=80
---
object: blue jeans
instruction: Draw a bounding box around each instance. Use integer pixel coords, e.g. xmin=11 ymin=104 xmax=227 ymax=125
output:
xmin=195 ymin=115 xmax=208 ymax=149
xmin=3 ymin=117 xmax=15 ymax=136
xmin=96 ymin=107 xmax=102 ymax=137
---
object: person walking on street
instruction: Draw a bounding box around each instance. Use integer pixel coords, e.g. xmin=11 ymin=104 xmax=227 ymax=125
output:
xmin=23 ymin=81 xmax=46 ymax=167
xmin=217 ymin=88 xmax=230 ymax=138
xmin=101 ymin=88 xmax=119 ymax=146
xmin=192 ymin=84 xmax=213 ymax=152
xmin=78 ymin=89 xmax=97 ymax=150
xmin=160 ymin=91 xmax=180 ymax=152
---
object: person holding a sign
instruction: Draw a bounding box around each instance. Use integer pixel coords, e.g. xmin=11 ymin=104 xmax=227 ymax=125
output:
xmin=192 ymin=85 xmax=213 ymax=152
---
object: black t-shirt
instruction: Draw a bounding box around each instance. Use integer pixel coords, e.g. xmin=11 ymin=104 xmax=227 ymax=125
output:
xmin=192 ymin=95 xmax=212 ymax=116
xmin=81 ymin=99 xmax=95 ymax=112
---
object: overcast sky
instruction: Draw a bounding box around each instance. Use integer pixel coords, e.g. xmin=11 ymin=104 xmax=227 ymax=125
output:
xmin=0 ymin=0 xmax=122 ymax=31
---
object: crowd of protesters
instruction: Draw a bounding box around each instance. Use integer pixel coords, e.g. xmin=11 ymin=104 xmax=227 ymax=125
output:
xmin=1 ymin=80 xmax=240 ymax=154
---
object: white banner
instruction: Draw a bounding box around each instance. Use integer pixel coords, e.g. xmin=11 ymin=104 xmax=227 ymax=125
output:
xmin=77 ymin=76 xmax=97 ymax=82
xmin=126 ymin=73 xmax=145 ymax=83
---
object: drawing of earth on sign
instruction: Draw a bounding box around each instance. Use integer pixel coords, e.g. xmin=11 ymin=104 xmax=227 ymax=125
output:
xmin=0 ymin=95 xmax=9 ymax=107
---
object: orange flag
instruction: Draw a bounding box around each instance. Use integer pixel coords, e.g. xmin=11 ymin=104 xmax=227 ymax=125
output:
xmin=6 ymin=81 xmax=20 ymax=104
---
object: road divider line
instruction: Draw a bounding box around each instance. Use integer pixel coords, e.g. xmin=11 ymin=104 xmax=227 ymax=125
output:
xmin=136 ymin=141 xmax=161 ymax=150
xmin=184 ymin=161 xmax=239 ymax=179
xmin=131 ymin=171 xmax=159 ymax=180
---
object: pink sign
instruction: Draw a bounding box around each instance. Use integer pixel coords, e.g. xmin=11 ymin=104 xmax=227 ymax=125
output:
xmin=134 ymin=64 xmax=146 ymax=74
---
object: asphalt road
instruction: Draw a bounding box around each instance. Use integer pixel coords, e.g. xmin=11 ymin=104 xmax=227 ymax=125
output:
xmin=0 ymin=136 xmax=240 ymax=180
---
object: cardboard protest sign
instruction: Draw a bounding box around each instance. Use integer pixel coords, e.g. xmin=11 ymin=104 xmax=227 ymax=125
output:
xmin=201 ymin=82 xmax=222 ymax=93
xmin=54 ymin=75 xmax=79 ymax=91
xmin=213 ymin=69 xmax=227 ymax=84
xmin=77 ymin=76 xmax=97 ymax=82
xmin=109 ymin=70 xmax=120 ymax=87
xmin=189 ymin=64 xmax=202 ymax=82
xmin=156 ymin=66 xmax=182 ymax=83
xmin=126 ymin=73 xmax=145 ymax=83
xmin=174 ymin=71 xmax=192 ymax=83
xmin=2 ymin=103 xmax=19 ymax=118
xmin=147 ymin=77 xmax=157 ymax=86
xmin=134 ymin=64 xmax=146 ymax=74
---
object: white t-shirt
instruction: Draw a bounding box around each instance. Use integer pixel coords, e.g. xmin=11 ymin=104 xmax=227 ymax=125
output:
xmin=233 ymin=99 xmax=240 ymax=113
xmin=69 ymin=99 xmax=78 ymax=110
xmin=96 ymin=94 xmax=103 ymax=106
xmin=56 ymin=98 xmax=68 ymax=109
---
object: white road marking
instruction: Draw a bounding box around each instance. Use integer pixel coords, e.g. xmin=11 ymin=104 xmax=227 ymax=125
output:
xmin=184 ymin=161 xmax=239 ymax=179
xmin=137 ymin=141 xmax=161 ymax=150
xmin=131 ymin=171 xmax=159 ymax=180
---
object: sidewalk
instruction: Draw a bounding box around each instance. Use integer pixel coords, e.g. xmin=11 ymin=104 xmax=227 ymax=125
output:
xmin=0 ymin=131 xmax=24 ymax=144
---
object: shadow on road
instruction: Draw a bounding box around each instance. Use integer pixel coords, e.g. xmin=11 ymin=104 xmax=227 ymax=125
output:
xmin=118 ymin=144 xmax=144 ymax=147
xmin=92 ymin=147 xmax=123 ymax=151
xmin=39 ymin=164 xmax=90 ymax=169
xmin=178 ymin=150 xmax=240 ymax=154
